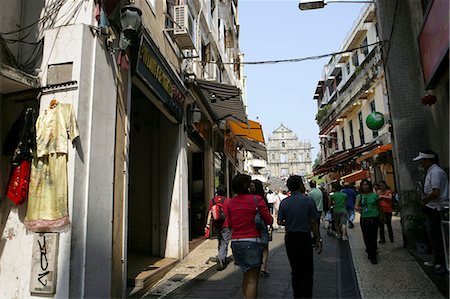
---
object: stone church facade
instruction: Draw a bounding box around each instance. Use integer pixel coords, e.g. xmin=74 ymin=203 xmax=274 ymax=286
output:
xmin=266 ymin=124 xmax=313 ymax=178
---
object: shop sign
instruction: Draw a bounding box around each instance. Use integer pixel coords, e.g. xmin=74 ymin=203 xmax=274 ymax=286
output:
xmin=418 ymin=0 xmax=449 ymax=88
xmin=136 ymin=34 xmax=185 ymax=122
xmin=30 ymin=233 xmax=59 ymax=295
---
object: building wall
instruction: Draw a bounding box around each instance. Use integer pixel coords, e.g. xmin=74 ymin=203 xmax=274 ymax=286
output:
xmin=376 ymin=0 xmax=448 ymax=191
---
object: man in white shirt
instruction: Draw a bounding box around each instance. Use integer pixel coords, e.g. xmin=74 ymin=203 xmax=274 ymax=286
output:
xmin=413 ymin=150 xmax=449 ymax=274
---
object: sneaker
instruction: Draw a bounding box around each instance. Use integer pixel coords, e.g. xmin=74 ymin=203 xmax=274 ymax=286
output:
xmin=341 ymin=236 xmax=348 ymax=242
xmin=424 ymin=261 xmax=435 ymax=267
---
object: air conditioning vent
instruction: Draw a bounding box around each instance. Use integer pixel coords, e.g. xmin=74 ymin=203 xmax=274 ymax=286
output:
xmin=173 ymin=5 xmax=196 ymax=50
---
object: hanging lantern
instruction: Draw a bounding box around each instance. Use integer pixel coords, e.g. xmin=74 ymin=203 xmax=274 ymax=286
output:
xmin=366 ymin=112 xmax=385 ymax=131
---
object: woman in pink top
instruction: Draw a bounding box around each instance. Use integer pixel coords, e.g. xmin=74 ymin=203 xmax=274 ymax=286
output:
xmin=228 ymin=174 xmax=273 ymax=299
xmin=377 ymin=180 xmax=394 ymax=243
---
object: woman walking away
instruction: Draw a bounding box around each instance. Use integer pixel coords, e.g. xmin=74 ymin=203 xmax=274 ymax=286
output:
xmin=250 ymin=179 xmax=273 ymax=277
xmin=377 ymin=181 xmax=394 ymax=243
xmin=356 ymin=179 xmax=381 ymax=264
xmin=228 ymin=174 xmax=273 ymax=298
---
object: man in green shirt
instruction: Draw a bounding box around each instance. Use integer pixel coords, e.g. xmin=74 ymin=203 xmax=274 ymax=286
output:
xmin=330 ymin=182 xmax=348 ymax=241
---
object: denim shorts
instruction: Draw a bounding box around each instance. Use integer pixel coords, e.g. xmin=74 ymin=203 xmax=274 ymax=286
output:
xmin=231 ymin=241 xmax=263 ymax=272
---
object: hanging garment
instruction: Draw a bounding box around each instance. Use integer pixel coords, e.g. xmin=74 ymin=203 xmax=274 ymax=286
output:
xmin=24 ymin=102 xmax=79 ymax=232
xmin=6 ymin=160 xmax=31 ymax=205
xmin=4 ymin=107 xmax=37 ymax=205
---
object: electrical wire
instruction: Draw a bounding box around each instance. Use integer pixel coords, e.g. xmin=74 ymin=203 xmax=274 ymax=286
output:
xmin=204 ymin=41 xmax=384 ymax=66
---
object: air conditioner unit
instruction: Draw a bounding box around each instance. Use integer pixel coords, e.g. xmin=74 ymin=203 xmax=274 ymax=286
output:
xmin=173 ymin=5 xmax=196 ymax=50
xmin=204 ymin=62 xmax=217 ymax=81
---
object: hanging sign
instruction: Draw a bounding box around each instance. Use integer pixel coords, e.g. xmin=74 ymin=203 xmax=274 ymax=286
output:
xmin=366 ymin=112 xmax=385 ymax=131
xmin=136 ymin=32 xmax=185 ymax=122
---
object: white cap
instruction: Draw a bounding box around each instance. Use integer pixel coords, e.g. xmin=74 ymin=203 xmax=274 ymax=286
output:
xmin=412 ymin=152 xmax=436 ymax=161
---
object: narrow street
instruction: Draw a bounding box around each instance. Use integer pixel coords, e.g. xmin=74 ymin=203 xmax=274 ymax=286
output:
xmin=144 ymin=214 xmax=445 ymax=299
xmin=159 ymin=227 xmax=360 ymax=299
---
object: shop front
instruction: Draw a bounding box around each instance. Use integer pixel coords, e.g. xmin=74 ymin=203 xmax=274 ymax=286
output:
xmin=125 ymin=30 xmax=188 ymax=294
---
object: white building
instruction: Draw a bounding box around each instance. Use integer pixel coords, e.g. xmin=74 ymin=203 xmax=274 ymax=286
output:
xmin=0 ymin=0 xmax=249 ymax=297
xmin=266 ymin=124 xmax=313 ymax=178
xmin=312 ymin=3 xmax=395 ymax=188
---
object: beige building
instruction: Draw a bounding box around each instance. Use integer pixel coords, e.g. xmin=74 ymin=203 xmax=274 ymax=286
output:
xmin=266 ymin=124 xmax=313 ymax=178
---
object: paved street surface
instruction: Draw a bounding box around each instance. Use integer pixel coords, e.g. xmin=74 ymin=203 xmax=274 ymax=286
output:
xmin=143 ymin=214 xmax=445 ymax=299
xmin=145 ymin=227 xmax=359 ymax=299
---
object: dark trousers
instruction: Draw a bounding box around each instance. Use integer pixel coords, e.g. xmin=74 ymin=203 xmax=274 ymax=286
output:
xmin=379 ymin=212 xmax=394 ymax=242
xmin=361 ymin=217 xmax=379 ymax=260
xmin=285 ymin=231 xmax=313 ymax=298
xmin=425 ymin=207 xmax=446 ymax=265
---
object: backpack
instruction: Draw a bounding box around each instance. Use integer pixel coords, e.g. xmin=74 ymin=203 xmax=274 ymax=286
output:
xmin=211 ymin=196 xmax=226 ymax=222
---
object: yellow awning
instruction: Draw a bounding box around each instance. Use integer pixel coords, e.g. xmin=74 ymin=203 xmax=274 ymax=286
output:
xmin=228 ymin=119 xmax=265 ymax=144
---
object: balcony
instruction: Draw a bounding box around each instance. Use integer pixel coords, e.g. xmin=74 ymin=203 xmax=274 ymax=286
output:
xmin=318 ymin=46 xmax=381 ymax=131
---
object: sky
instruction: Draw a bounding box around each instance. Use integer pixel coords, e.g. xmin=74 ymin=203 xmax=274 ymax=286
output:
xmin=238 ymin=0 xmax=365 ymax=161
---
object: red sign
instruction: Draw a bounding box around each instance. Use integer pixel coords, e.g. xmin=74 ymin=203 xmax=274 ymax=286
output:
xmin=418 ymin=0 xmax=449 ymax=88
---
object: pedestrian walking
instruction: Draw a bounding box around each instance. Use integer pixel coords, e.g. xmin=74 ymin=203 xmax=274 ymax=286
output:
xmin=278 ymin=175 xmax=322 ymax=298
xmin=377 ymin=180 xmax=394 ymax=243
xmin=413 ymin=150 xmax=449 ymax=275
xmin=308 ymin=180 xmax=323 ymax=231
xmin=250 ymin=179 xmax=273 ymax=277
xmin=330 ymin=182 xmax=348 ymax=241
xmin=227 ymin=174 xmax=273 ymax=299
xmin=205 ymin=185 xmax=230 ymax=271
xmin=342 ymin=182 xmax=357 ymax=228
xmin=355 ymin=179 xmax=381 ymax=264
xmin=272 ymin=191 xmax=282 ymax=230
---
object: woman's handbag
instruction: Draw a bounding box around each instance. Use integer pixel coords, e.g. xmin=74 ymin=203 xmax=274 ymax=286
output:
xmin=253 ymin=195 xmax=266 ymax=230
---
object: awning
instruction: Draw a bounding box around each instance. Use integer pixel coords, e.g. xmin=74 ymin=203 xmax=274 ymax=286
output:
xmin=356 ymin=143 xmax=392 ymax=163
xmin=193 ymin=79 xmax=247 ymax=123
xmin=340 ymin=169 xmax=370 ymax=183
xmin=313 ymin=141 xmax=378 ymax=175
xmin=228 ymin=119 xmax=265 ymax=143
xmin=237 ymin=136 xmax=267 ymax=160
xmin=228 ymin=119 xmax=267 ymax=160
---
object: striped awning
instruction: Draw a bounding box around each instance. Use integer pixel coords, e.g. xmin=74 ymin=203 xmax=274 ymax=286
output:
xmin=356 ymin=143 xmax=392 ymax=163
xmin=193 ymin=79 xmax=247 ymax=123
xmin=340 ymin=169 xmax=370 ymax=183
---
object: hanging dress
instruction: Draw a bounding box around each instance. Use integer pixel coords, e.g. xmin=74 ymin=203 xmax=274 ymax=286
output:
xmin=24 ymin=102 xmax=79 ymax=232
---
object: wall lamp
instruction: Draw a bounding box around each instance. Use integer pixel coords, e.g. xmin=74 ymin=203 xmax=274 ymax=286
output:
xmin=299 ymin=0 xmax=374 ymax=11
xmin=119 ymin=4 xmax=142 ymax=50
xmin=192 ymin=106 xmax=202 ymax=124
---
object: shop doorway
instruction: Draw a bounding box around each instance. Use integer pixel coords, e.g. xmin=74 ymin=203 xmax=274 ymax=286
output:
xmin=188 ymin=141 xmax=205 ymax=250
xmin=126 ymin=87 xmax=178 ymax=291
